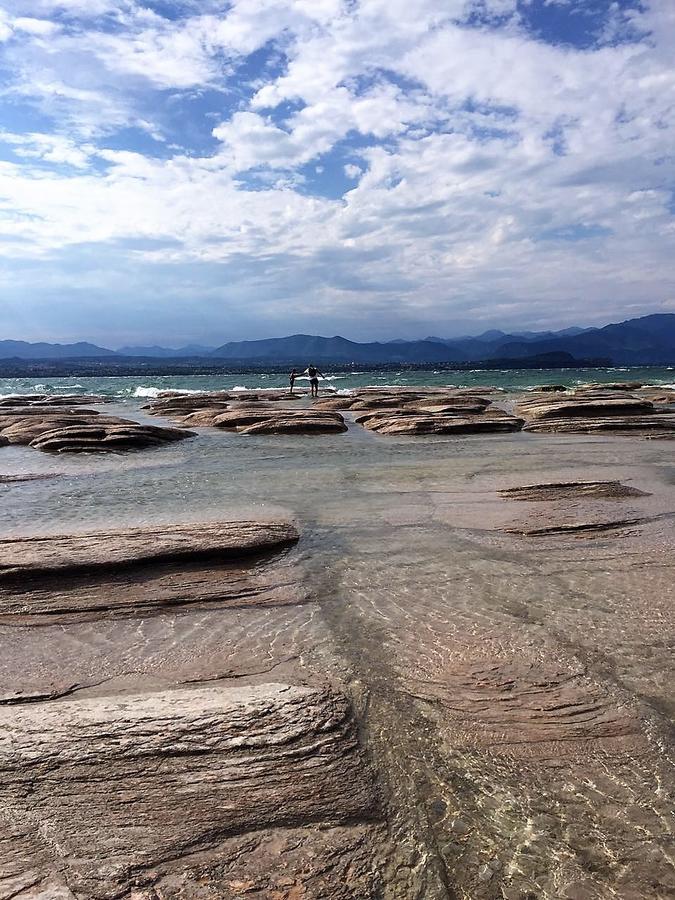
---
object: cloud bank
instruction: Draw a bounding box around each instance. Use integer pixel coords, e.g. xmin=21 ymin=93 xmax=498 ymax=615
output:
xmin=0 ymin=0 xmax=673 ymax=343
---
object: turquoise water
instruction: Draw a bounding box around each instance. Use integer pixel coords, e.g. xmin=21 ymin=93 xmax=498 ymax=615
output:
xmin=1 ymin=366 xmax=673 ymax=400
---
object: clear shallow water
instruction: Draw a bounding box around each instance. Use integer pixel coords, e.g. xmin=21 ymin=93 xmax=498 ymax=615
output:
xmin=1 ymin=365 xmax=674 ymax=400
xmin=1 ymin=379 xmax=674 ymax=897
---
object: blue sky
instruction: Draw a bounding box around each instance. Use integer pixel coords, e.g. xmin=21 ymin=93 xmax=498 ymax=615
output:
xmin=0 ymin=0 xmax=673 ymax=346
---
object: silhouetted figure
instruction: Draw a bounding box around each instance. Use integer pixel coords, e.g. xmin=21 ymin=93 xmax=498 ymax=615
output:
xmin=289 ymin=368 xmax=298 ymax=393
xmin=303 ymin=364 xmax=324 ymax=398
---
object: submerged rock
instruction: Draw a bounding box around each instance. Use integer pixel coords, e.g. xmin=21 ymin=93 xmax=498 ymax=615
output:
xmin=409 ymin=660 xmax=645 ymax=760
xmin=505 ymin=517 xmax=650 ymax=535
xmin=500 ymin=480 xmax=650 ymax=501
xmin=0 ymin=394 xmax=107 ymax=406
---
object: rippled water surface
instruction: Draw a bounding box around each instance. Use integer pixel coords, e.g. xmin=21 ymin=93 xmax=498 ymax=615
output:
xmin=1 ymin=379 xmax=674 ymax=898
xmin=1 ymin=364 xmax=674 ymax=401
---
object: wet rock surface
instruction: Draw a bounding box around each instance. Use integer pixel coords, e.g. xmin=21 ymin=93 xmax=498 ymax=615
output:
xmin=0 ymin=519 xmax=391 ymax=899
xmin=0 ymin=393 xmax=108 ymax=407
xmin=0 ymin=683 xmax=379 ymax=900
xmin=145 ymin=392 xmax=347 ymax=434
xmin=0 ymin=406 xmax=195 ymax=452
xmin=517 ymin=388 xmax=675 ymax=435
xmin=212 ymin=407 xmax=347 ymax=434
xmin=0 ymin=521 xmax=299 ymax=578
xmin=408 ymin=660 xmax=646 ymax=760
xmin=358 ymin=409 xmax=523 ymax=435
xmin=30 ymin=421 xmax=194 ymax=452
xmin=312 ymin=388 xmax=523 ymax=436
xmin=499 ymin=480 xmax=650 ymax=501
xmin=0 ymin=473 xmax=62 ymax=484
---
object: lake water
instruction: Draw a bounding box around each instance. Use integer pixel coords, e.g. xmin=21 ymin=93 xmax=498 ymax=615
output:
xmin=1 ymin=365 xmax=674 ymax=401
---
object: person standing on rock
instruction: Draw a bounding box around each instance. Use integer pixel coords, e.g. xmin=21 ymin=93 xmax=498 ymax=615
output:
xmin=303 ymin=364 xmax=324 ymax=398
xmin=289 ymin=368 xmax=298 ymax=393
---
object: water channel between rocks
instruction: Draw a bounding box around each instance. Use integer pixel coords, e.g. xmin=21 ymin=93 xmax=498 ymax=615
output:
xmin=2 ymin=399 xmax=674 ymax=899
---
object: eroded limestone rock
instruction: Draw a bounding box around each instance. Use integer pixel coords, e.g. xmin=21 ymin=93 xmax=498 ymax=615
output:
xmin=516 ymin=388 xmax=675 ymax=435
xmin=0 ymin=394 xmax=108 ymax=407
xmin=408 ymin=661 xmax=645 ymax=761
xmin=0 ymin=521 xmax=299 ymax=580
xmin=499 ymin=481 xmax=650 ymax=501
xmin=0 ymin=683 xmax=379 ymax=899
xmin=30 ymin=422 xmax=194 ymax=452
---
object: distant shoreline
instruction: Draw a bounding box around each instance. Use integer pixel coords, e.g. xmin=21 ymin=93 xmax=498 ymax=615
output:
xmin=0 ymin=355 xmax=616 ymax=378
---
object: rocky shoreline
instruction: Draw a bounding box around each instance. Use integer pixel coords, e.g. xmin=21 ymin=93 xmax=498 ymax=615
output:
xmin=0 ymin=383 xmax=674 ymax=898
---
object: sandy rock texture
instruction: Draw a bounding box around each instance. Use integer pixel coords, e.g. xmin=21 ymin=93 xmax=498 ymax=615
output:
xmin=517 ymin=387 xmax=675 ymax=435
xmin=0 ymin=520 xmax=298 ymax=578
xmin=145 ymin=393 xmax=348 ymax=434
xmin=0 ymin=406 xmax=195 ymax=452
xmin=0 ymin=683 xmax=378 ymax=900
xmin=499 ymin=480 xmax=650 ymax=501
xmin=315 ymin=388 xmax=523 ymax=435
xmin=0 ymin=394 xmax=108 ymax=407
xmin=0 ymin=520 xmax=395 ymax=899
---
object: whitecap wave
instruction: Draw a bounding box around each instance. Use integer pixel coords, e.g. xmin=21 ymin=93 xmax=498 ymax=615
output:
xmin=130 ymin=386 xmax=207 ymax=398
xmin=294 ymin=375 xmax=345 ymax=382
xmin=232 ymin=385 xmax=248 ymax=391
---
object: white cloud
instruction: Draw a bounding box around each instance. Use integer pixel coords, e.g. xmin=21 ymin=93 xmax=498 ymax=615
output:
xmin=0 ymin=0 xmax=674 ymax=337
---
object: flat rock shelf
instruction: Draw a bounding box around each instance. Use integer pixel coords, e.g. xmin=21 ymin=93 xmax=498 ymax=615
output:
xmin=0 ymin=520 xmax=390 ymax=899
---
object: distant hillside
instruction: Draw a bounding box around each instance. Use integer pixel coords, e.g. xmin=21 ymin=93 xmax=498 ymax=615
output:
xmin=491 ymin=314 xmax=675 ymax=365
xmin=117 ymin=344 xmax=216 ymax=357
xmin=3 ymin=314 xmax=674 ymax=364
xmin=210 ymin=315 xmax=675 ymax=365
xmin=0 ymin=340 xmax=116 ymax=359
xmin=210 ymin=334 xmax=458 ymax=363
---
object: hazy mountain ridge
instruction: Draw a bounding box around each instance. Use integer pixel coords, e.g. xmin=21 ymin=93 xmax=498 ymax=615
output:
xmin=1 ymin=315 xmax=673 ymax=364
xmin=0 ymin=340 xmax=117 ymax=359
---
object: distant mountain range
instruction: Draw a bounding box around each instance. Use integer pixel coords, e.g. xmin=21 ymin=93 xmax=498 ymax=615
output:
xmin=0 ymin=340 xmax=118 ymax=359
xmin=116 ymin=344 xmax=216 ymax=357
xmin=2 ymin=314 xmax=674 ymax=365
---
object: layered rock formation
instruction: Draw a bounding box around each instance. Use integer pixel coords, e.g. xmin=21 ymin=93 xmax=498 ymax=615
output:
xmin=316 ymin=388 xmax=523 ymax=435
xmin=517 ymin=388 xmax=675 ymax=434
xmin=0 ymin=406 xmax=194 ymax=452
xmin=499 ymin=480 xmax=650 ymax=501
xmin=0 ymin=520 xmax=298 ymax=579
xmin=0 ymin=520 xmax=389 ymax=899
xmin=145 ymin=393 xmax=348 ymax=434
xmin=0 ymin=683 xmax=377 ymax=899
xmin=144 ymin=389 xmax=301 ymax=418
xmin=0 ymin=393 xmax=108 ymax=407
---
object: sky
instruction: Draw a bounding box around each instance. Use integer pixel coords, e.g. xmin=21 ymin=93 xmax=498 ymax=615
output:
xmin=0 ymin=0 xmax=674 ymax=347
